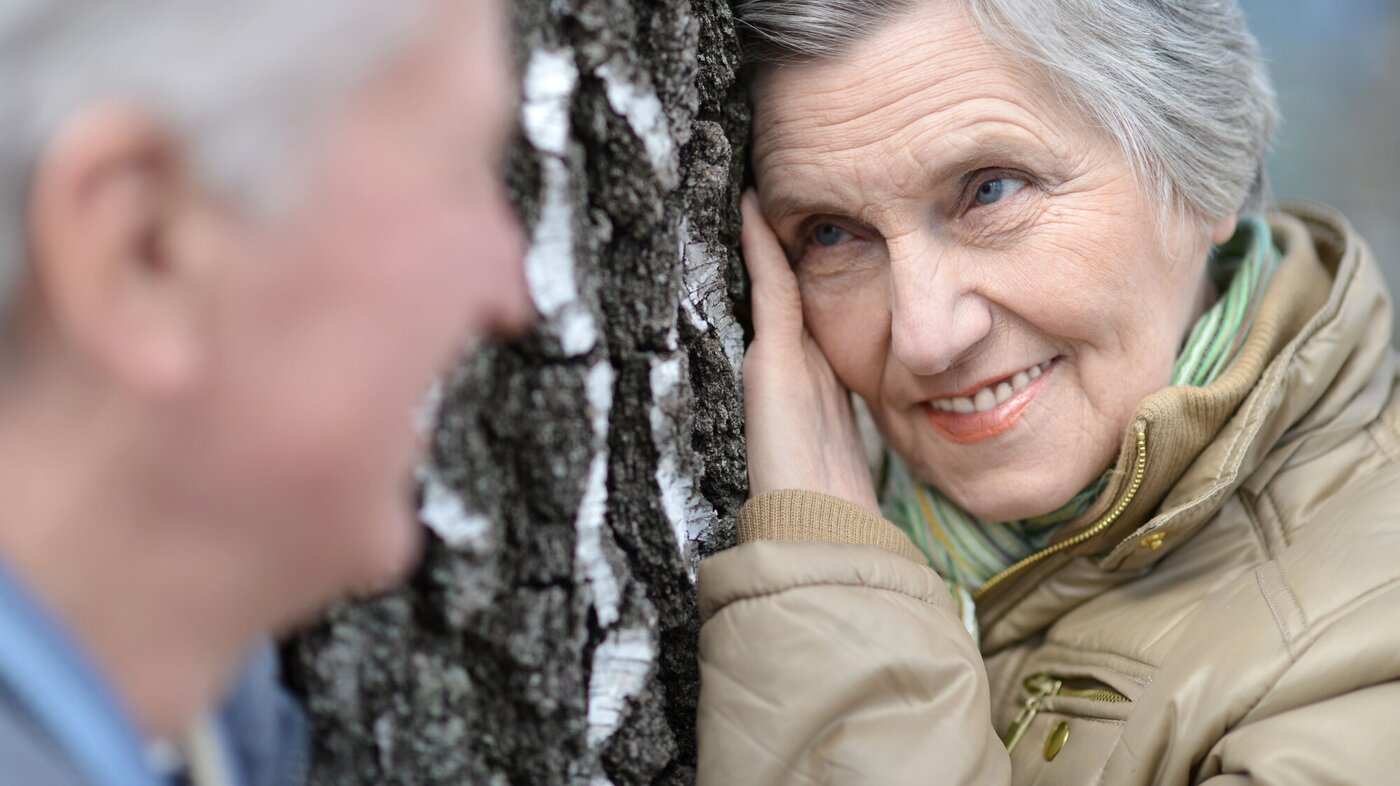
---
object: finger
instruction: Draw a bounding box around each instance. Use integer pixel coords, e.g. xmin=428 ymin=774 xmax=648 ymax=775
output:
xmin=741 ymin=190 xmax=804 ymax=341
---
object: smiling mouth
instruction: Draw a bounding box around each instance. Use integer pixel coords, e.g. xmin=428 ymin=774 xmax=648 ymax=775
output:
xmin=921 ymin=358 xmax=1057 ymax=443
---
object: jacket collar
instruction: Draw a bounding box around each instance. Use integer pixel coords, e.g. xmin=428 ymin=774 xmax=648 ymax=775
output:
xmin=977 ymin=204 xmax=1390 ymax=627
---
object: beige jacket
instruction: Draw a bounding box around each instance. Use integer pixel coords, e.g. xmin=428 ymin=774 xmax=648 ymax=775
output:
xmin=696 ymin=205 xmax=1400 ymax=785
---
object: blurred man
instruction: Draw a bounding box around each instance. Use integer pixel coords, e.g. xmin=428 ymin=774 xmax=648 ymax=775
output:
xmin=0 ymin=0 xmax=530 ymax=783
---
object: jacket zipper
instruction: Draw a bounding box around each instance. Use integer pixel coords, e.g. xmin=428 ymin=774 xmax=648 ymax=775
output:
xmin=974 ymin=422 xmax=1149 ymax=601
xmin=1003 ymin=674 xmax=1130 ymax=753
xmin=1003 ymin=674 xmax=1061 ymax=753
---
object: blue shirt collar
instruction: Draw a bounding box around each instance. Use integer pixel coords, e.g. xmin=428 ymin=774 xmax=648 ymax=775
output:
xmin=0 ymin=557 xmax=167 ymax=786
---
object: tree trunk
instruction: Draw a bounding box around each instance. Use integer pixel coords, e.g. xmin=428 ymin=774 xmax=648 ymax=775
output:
xmin=288 ymin=1 xmax=749 ymax=783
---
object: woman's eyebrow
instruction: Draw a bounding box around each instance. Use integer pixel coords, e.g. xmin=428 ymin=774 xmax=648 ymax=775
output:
xmin=760 ymin=192 xmax=852 ymax=223
xmin=916 ymin=132 xmax=1060 ymax=185
xmin=794 ymin=135 xmax=1055 ymax=204
xmin=757 ymin=129 xmax=1061 ymax=224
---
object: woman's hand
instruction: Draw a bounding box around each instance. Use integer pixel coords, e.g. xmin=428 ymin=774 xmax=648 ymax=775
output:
xmin=741 ymin=190 xmax=881 ymax=514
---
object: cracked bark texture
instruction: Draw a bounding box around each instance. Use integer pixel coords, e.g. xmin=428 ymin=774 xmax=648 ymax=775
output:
xmin=288 ymin=1 xmax=749 ymax=783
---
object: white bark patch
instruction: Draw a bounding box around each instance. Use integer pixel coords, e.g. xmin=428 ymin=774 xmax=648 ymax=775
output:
xmin=578 ymin=364 xmax=652 ymax=766
xmin=418 ymin=467 xmax=494 ymax=553
xmin=521 ymin=48 xmax=576 ymax=156
xmin=556 ymin=299 xmax=599 ymax=358
xmin=413 ymin=381 xmax=496 ymax=551
xmin=679 ymin=219 xmax=744 ymax=375
xmin=524 ymin=158 xmax=579 ymax=318
xmin=527 ymin=158 xmax=597 ymax=355
xmin=649 ymin=355 xmax=719 ymax=580
xmin=585 ymin=626 xmax=655 ymax=749
xmin=596 ymin=58 xmax=678 ymax=190
xmin=522 ymin=47 xmax=597 ymax=357
xmin=574 ymin=361 xmax=620 ymax=627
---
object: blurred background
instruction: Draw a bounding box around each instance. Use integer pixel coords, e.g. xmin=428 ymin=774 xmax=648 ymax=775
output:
xmin=1238 ymin=0 xmax=1400 ymax=334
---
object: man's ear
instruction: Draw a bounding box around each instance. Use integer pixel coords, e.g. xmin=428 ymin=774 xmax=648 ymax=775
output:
xmin=26 ymin=104 xmax=211 ymax=398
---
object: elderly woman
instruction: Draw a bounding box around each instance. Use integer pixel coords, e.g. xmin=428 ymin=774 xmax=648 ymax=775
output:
xmin=696 ymin=0 xmax=1400 ymax=783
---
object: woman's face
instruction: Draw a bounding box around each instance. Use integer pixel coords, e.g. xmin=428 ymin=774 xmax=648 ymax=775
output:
xmin=751 ymin=1 xmax=1232 ymax=520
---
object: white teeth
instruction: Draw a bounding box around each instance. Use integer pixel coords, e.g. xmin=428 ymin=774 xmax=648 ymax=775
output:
xmin=973 ymin=388 xmax=997 ymax=412
xmin=929 ymin=360 xmax=1053 ymax=415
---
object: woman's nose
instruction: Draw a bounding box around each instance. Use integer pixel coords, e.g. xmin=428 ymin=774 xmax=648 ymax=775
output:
xmin=887 ymin=247 xmax=992 ymax=376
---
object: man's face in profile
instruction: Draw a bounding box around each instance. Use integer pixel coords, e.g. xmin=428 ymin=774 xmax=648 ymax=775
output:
xmin=172 ymin=0 xmax=529 ymax=611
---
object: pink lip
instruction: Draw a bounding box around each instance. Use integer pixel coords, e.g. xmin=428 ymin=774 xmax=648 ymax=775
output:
xmin=920 ymin=359 xmax=1057 ymax=444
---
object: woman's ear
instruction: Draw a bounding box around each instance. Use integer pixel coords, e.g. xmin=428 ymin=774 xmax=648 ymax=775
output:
xmin=25 ymin=104 xmax=211 ymax=398
xmin=1209 ymin=212 xmax=1240 ymax=246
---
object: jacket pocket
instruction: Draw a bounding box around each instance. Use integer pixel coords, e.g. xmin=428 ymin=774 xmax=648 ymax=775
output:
xmin=1004 ymin=673 xmax=1132 ymax=784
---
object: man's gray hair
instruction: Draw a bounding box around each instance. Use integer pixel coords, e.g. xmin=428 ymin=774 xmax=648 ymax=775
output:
xmin=737 ymin=0 xmax=1277 ymax=225
xmin=0 ymin=0 xmax=431 ymax=306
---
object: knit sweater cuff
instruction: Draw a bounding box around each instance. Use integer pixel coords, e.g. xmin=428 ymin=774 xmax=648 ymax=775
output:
xmin=738 ymin=489 xmax=927 ymax=566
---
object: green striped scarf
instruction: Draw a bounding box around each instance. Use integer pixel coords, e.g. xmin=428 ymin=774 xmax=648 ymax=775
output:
xmin=880 ymin=216 xmax=1280 ymax=639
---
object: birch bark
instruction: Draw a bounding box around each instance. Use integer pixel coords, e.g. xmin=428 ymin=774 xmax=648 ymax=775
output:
xmin=289 ymin=1 xmax=749 ymax=783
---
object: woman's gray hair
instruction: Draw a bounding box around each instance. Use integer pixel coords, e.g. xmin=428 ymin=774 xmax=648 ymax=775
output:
xmin=0 ymin=0 xmax=430 ymax=310
xmin=737 ymin=0 xmax=1277 ymax=226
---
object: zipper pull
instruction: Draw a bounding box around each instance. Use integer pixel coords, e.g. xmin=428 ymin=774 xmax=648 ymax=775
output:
xmin=1003 ymin=674 xmax=1062 ymax=753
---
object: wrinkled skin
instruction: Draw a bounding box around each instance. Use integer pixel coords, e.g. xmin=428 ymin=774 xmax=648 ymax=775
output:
xmin=743 ymin=0 xmax=1234 ymax=520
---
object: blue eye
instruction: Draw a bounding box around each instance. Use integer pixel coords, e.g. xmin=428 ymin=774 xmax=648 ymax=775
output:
xmin=974 ymin=177 xmax=1028 ymax=206
xmin=812 ymin=223 xmax=852 ymax=247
